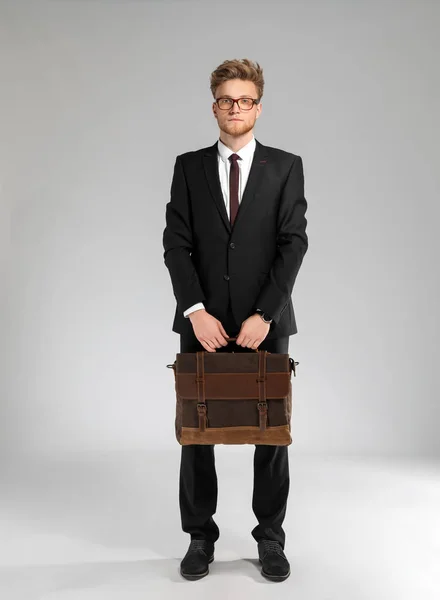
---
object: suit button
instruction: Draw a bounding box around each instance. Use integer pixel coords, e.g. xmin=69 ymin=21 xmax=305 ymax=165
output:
xmin=229 ymin=242 xmax=235 ymax=249
xmin=223 ymin=274 xmax=230 ymax=281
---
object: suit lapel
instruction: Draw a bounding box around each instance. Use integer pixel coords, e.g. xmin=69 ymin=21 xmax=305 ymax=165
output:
xmin=203 ymin=138 xmax=269 ymax=234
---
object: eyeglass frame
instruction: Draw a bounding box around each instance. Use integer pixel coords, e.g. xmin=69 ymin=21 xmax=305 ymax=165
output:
xmin=214 ymin=97 xmax=260 ymax=111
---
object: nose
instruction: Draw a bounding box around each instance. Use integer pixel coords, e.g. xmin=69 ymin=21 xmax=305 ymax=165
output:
xmin=229 ymin=100 xmax=242 ymax=111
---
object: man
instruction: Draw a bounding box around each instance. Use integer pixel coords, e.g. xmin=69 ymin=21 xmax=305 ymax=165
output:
xmin=162 ymin=58 xmax=308 ymax=581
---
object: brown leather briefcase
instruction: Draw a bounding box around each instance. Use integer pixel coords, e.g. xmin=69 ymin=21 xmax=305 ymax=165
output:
xmin=167 ymin=337 xmax=299 ymax=446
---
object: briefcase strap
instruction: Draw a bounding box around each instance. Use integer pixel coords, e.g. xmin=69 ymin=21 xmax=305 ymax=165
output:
xmin=257 ymin=350 xmax=268 ymax=431
xmin=196 ymin=352 xmax=207 ymax=431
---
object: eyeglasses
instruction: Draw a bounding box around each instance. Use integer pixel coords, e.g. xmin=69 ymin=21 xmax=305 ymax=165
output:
xmin=215 ymin=97 xmax=259 ymax=111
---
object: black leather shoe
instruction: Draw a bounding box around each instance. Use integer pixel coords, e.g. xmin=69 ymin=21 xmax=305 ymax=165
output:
xmin=257 ymin=539 xmax=290 ymax=581
xmin=180 ymin=539 xmax=215 ymax=580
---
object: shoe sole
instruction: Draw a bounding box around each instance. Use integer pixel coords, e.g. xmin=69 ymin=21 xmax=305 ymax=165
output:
xmin=180 ymin=554 xmax=214 ymax=580
xmin=259 ymin=558 xmax=291 ymax=581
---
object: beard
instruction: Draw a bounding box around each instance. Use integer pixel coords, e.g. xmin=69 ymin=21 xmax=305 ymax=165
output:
xmin=219 ymin=118 xmax=255 ymax=137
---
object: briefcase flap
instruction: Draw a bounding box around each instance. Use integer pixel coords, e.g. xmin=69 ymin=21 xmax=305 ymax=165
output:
xmin=175 ymin=352 xmax=291 ymax=399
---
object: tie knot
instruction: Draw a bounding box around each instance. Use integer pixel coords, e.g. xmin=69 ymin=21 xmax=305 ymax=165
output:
xmin=229 ymin=153 xmax=240 ymax=163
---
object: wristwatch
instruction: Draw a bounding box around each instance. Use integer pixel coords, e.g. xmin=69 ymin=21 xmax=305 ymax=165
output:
xmin=255 ymin=308 xmax=273 ymax=324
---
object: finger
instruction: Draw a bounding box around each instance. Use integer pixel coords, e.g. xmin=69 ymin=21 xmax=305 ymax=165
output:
xmin=216 ymin=335 xmax=228 ymax=347
xmin=213 ymin=336 xmax=224 ymax=348
xmin=201 ymin=340 xmax=215 ymax=352
xmin=240 ymin=336 xmax=250 ymax=347
xmin=239 ymin=336 xmax=249 ymax=347
xmin=236 ymin=328 xmax=247 ymax=344
xmin=202 ymin=338 xmax=216 ymax=352
xmin=214 ymin=331 xmax=228 ymax=346
xmin=219 ymin=323 xmax=229 ymax=339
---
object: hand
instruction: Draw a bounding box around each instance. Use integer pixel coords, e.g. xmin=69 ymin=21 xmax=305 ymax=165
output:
xmin=189 ymin=309 xmax=229 ymax=353
xmin=235 ymin=314 xmax=270 ymax=349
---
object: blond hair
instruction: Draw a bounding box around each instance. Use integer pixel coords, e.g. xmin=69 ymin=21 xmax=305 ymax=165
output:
xmin=209 ymin=58 xmax=264 ymax=100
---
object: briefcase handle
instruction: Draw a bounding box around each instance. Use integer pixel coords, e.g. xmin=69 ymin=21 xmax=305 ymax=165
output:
xmin=165 ymin=338 xmax=260 ymax=371
xmin=226 ymin=338 xmax=299 ymax=375
xmin=166 ymin=338 xmax=299 ymax=375
xmin=227 ymin=338 xmax=299 ymax=375
xmin=225 ymin=336 xmax=258 ymax=352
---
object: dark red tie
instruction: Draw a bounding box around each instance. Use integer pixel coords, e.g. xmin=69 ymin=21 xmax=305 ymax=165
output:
xmin=228 ymin=153 xmax=240 ymax=225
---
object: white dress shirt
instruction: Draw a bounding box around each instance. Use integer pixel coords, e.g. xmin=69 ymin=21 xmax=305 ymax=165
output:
xmin=183 ymin=135 xmax=257 ymax=318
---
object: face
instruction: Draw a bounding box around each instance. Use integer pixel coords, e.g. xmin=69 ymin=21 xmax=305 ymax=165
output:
xmin=212 ymin=79 xmax=262 ymax=138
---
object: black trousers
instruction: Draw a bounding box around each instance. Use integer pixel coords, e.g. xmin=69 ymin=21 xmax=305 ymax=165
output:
xmin=178 ymin=304 xmax=290 ymax=549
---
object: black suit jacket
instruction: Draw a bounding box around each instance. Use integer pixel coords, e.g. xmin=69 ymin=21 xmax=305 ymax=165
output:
xmin=162 ymin=138 xmax=308 ymax=340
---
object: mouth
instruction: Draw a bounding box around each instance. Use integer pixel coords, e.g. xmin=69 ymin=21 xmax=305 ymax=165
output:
xmin=229 ymin=119 xmax=243 ymax=121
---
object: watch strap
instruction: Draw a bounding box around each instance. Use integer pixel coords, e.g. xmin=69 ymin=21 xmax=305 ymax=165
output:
xmin=256 ymin=308 xmax=273 ymax=323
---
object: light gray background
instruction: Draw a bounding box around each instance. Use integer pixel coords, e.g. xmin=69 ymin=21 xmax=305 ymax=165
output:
xmin=0 ymin=1 xmax=439 ymax=598
xmin=1 ymin=0 xmax=439 ymax=459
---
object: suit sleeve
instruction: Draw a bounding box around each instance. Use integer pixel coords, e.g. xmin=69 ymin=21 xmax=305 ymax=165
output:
xmin=162 ymin=155 xmax=206 ymax=313
xmin=254 ymin=155 xmax=308 ymax=324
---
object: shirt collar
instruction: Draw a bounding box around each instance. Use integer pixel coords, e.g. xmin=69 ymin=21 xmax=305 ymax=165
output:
xmin=217 ymin=135 xmax=256 ymax=164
